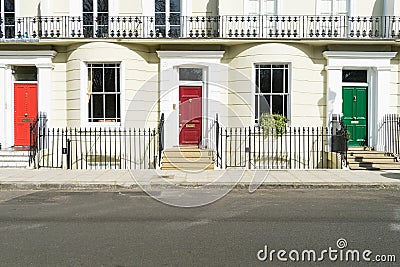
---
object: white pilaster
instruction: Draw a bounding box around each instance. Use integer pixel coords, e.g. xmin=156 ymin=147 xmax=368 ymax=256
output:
xmin=36 ymin=63 xmax=53 ymax=128
xmin=4 ymin=66 xmax=13 ymax=148
xmin=376 ymin=67 xmax=392 ymax=121
xmin=325 ymin=66 xmax=343 ymax=127
xmin=376 ymin=66 xmax=393 ymax=148
xmin=0 ymin=64 xmax=5 ymax=149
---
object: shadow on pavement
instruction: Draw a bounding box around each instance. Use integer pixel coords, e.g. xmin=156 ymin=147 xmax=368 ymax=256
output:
xmin=380 ymin=173 xmax=400 ymax=180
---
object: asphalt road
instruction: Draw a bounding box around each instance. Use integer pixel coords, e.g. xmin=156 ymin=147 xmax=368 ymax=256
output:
xmin=0 ymin=189 xmax=399 ymax=267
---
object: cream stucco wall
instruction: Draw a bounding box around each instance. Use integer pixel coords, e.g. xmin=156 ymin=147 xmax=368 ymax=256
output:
xmin=118 ymin=0 xmax=142 ymax=15
xmin=13 ymin=0 xmax=400 ymax=18
xmin=283 ymin=0 xmax=316 ymax=15
xmin=17 ymin=0 xmax=41 ymax=17
xmin=225 ymin=43 xmax=326 ymax=127
xmin=66 ymin=42 xmax=158 ymax=128
xmin=51 ymin=49 xmax=68 ymax=127
xmin=192 ymin=0 xmax=218 ymax=16
xmin=353 ymin=0 xmax=384 ymax=16
xmin=395 ymin=0 xmax=400 ymax=16
xmin=392 ymin=51 xmax=400 ymax=114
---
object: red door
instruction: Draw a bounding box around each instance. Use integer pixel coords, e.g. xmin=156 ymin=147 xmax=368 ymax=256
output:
xmin=179 ymin=86 xmax=202 ymax=145
xmin=14 ymin=83 xmax=38 ymax=146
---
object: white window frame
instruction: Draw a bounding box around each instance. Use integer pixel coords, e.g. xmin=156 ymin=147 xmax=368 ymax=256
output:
xmin=154 ymin=0 xmax=182 ymax=37
xmin=142 ymin=0 xmax=190 ymax=38
xmin=81 ymin=61 xmax=125 ymax=127
xmin=253 ymin=63 xmax=291 ymax=125
xmin=81 ymin=0 xmax=110 ymax=37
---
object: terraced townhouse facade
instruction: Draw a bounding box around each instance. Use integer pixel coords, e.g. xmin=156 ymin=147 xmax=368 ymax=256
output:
xmin=0 ymin=0 xmax=400 ymax=152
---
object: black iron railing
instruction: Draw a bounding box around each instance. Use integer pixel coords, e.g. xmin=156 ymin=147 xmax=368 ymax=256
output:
xmin=380 ymin=114 xmax=400 ymax=156
xmin=1 ymin=15 xmax=400 ymax=40
xmin=158 ymin=113 xmax=165 ymax=166
xmin=29 ymin=112 xmax=48 ymax=167
xmin=30 ymin=112 xmax=166 ymax=170
xmin=32 ymin=126 xmax=161 ymax=169
xmin=213 ymin=125 xmax=347 ymax=169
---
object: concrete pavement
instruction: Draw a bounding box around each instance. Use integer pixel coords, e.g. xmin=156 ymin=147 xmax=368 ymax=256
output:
xmin=0 ymin=168 xmax=400 ymax=189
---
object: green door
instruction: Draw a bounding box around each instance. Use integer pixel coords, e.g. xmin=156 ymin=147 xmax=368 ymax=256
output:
xmin=342 ymin=87 xmax=368 ymax=146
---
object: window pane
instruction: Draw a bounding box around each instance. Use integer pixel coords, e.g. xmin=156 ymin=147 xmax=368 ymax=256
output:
xmin=97 ymin=13 xmax=109 ymax=25
xmin=13 ymin=66 xmax=37 ymax=81
xmin=92 ymin=68 xmax=103 ymax=92
xmin=156 ymin=26 xmax=166 ymax=36
xmin=83 ymin=26 xmax=94 ymax=38
xmin=272 ymin=69 xmax=284 ymax=93
xmin=179 ymin=68 xmax=203 ymax=81
xmin=117 ymin=68 xmax=120 ymax=92
xmin=170 ymin=13 xmax=181 ymax=26
xmin=285 ymin=69 xmax=289 ymax=93
xmin=105 ymin=95 xmax=117 ymax=118
xmin=170 ymin=0 xmax=181 ymax=12
xmin=83 ymin=13 xmax=94 ymax=25
xmin=97 ymin=0 xmax=108 ymax=12
xmin=260 ymin=69 xmax=271 ymax=93
xmin=272 ymin=95 xmax=283 ymax=114
xmin=83 ymin=0 xmax=93 ymax=12
xmin=342 ymin=70 xmax=367 ymax=83
xmin=255 ymin=95 xmax=259 ymax=121
xmin=155 ymin=0 xmax=166 ymax=12
xmin=5 ymin=0 xmax=15 ymax=12
xmin=92 ymin=95 xmax=104 ymax=119
xmin=255 ymin=68 xmax=260 ymax=91
xmin=5 ymin=14 xmax=15 ymax=24
xmin=105 ymin=68 xmax=116 ymax=92
xmin=283 ymin=95 xmax=288 ymax=117
xmin=155 ymin=13 xmax=166 ymax=26
xmin=116 ymin=94 xmax=120 ymax=120
xmin=260 ymin=95 xmax=270 ymax=116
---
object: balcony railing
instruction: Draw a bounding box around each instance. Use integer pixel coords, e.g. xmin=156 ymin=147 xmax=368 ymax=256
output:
xmin=1 ymin=15 xmax=400 ymax=40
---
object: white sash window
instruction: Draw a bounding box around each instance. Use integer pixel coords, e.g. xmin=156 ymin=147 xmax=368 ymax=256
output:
xmin=0 ymin=0 xmax=15 ymax=38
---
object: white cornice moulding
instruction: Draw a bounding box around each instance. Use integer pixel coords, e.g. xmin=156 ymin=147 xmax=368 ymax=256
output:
xmin=323 ymin=51 xmax=398 ymax=60
xmin=157 ymin=51 xmax=225 ymax=59
xmin=0 ymin=51 xmax=57 ymax=59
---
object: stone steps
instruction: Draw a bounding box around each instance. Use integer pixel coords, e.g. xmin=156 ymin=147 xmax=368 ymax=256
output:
xmin=347 ymin=149 xmax=400 ymax=170
xmin=0 ymin=150 xmax=30 ymax=168
xmin=161 ymin=147 xmax=214 ymax=170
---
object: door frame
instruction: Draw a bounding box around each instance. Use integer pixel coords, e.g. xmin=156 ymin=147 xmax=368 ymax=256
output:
xmin=342 ymin=85 xmax=368 ymax=146
xmin=13 ymin=82 xmax=38 ymax=146
xmin=157 ymin=51 xmax=227 ymax=150
xmin=324 ymin=51 xmax=397 ymax=150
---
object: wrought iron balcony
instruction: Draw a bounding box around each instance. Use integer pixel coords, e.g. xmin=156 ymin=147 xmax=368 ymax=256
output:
xmin=1 ymin=15 xmax=400 ymax=40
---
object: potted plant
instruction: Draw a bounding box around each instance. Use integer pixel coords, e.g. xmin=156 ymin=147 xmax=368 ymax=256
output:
xmin=260 ymin=113 xmax=288 ymax=135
